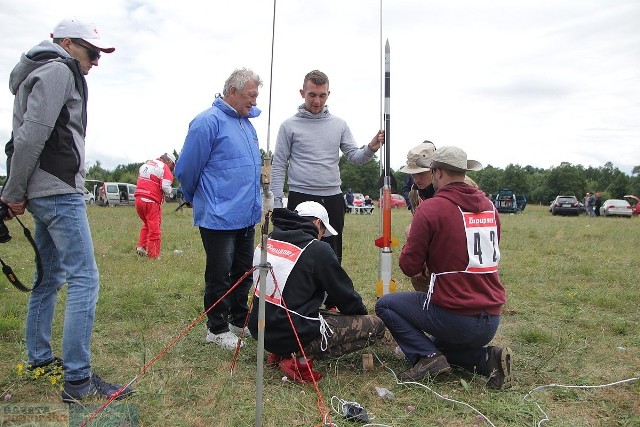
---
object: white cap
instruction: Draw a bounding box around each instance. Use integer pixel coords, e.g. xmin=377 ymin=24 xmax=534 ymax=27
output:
xmin=51 ymin=18 xmax=115 ymax=53
xmin=166 ymin=153 xmax=176 ymax=163
xmin=294 ymin=201 xmax=338 ymax=236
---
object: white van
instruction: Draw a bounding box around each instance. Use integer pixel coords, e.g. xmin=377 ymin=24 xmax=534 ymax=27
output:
xmin=96 ymin=182 xmax=137 ymax=206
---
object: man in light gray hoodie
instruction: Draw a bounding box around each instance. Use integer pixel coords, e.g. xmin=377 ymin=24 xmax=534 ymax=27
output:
xmin=271 ymin=70 xmax=384 ymax=263
xmin=1 ymin=18 xmax=133 ymax=403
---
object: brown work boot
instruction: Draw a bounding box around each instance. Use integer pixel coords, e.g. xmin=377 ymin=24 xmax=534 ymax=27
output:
xmin=486 ymin=346 xmax=513 ymax=390
xmin=398 ymin=353 xmax=451 ymax=382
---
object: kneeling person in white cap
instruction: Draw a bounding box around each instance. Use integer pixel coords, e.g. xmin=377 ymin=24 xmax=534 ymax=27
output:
xmin=248 ymin=201 xmax=385 ymax=383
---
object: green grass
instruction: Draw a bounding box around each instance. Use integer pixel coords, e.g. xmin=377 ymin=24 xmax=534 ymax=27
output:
xmin=1 ymin=204 xmax=639 ymax=426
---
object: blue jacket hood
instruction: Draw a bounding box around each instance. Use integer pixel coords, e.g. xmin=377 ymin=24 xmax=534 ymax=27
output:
xmin=215 ymin=95 xmax=261 ymax=119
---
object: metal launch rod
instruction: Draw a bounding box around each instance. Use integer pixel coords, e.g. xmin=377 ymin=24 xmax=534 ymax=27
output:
xmin=255 ymin=1 xmax=277 ymax=425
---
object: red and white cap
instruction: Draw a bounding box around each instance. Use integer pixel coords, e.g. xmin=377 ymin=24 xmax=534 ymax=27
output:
xmin=51 ymin=18 xmax=115 ymax=53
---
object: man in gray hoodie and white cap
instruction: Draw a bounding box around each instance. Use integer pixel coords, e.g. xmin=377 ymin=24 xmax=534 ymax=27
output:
xmin=1 ymin=18 xmax=133 ymax=403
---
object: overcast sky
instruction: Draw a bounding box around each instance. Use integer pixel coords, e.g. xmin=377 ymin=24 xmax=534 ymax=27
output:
xmin=0 ymin=0 xmax=638 ymax=177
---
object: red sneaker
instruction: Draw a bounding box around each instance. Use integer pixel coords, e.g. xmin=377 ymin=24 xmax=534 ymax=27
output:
xmin=266 ymin=353 xmax=283 ymax=366
xmin=279 ymin=358 xmax=323 ymax=383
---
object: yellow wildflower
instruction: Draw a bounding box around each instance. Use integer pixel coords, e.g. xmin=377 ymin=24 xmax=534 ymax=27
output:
xmin=33 ymin=367 xmax=44 ymax=379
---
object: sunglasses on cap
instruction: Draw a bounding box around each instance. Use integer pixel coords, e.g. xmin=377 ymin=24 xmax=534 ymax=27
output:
xmin=71 ymin=40 xmax=101 ymax=61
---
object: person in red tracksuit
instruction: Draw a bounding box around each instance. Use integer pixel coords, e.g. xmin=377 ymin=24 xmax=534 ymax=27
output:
xmin=134 ymin=153 xmax=175 ymax=258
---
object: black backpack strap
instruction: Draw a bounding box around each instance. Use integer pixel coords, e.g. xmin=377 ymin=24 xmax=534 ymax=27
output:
xmin=0 ymin=215 xmax=43 ymax=293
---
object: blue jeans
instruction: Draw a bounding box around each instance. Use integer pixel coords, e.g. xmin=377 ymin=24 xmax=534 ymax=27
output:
xmin=26 ymin=194 xmax=99 ymax=381
xmin=199 ymin=226 xmax=255 ymax=334
xmin=375 ymin=292 xmax=499 ymax=375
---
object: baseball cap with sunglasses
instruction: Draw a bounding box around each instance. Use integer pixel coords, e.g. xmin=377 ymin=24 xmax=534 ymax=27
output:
xmin=50 ymin=18 xmax=115 ymax=53
xmin=71 ymin=40 xmax=101 ymax=61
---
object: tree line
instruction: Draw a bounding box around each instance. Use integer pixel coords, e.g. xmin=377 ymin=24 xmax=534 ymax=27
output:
xmin=5 ymin=154 xmax=634 ymax=206
xmin=78 ymin=156 xmax=640 ymax=205
xmin=339 ymin=157 xmax=640 ymax=205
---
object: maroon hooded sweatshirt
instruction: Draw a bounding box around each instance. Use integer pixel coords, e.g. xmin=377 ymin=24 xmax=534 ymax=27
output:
xmin=399 ymin=182 xmax=506 ymax=315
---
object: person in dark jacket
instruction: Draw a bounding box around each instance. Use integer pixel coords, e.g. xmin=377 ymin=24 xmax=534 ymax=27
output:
xmin=594 ymin=192 xmax=602 ymax=216
xmin=249 ymin=201 xmax=385 ymax=382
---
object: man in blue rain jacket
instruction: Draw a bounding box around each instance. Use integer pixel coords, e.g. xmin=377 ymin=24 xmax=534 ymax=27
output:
xmin=175 ymin=68 xmax=263 ymax=350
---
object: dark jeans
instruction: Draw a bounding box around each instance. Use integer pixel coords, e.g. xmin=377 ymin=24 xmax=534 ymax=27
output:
xmin=286 ymin=191 xmax=345 ymax=263
xmin=200 ymin=226 xmax=255 ymax=334
xmin=375 ymin=292 xmax=499 ymax=376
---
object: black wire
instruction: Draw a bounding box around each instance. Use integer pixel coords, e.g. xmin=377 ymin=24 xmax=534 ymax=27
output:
xmin=0 ymin=209 xmax=43 ymax=292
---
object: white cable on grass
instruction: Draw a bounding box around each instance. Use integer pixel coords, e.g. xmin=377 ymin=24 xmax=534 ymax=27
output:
xmin=372 ymin=351 xmax=497 ymax=427
xmin=367 ymin=351 xmax=638 ymax=427
xmin=525 ymin=377 xmax=639 ymax=426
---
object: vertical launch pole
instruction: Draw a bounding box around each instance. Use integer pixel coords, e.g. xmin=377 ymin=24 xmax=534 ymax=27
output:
xmin=256 ymin=1 xmax=277 ymax=425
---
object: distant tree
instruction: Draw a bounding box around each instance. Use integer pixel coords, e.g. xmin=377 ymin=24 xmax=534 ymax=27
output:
xmin=526 ymin=172 xmax=552 ymax=204
xmin=544 ymin=162 xmax=586 ymax=197
xmin=628 ymin=173 xmax=640 ymax=197
xmin=472 ymin=164 xmax=502 ymax=194
xmin=501 ymin=164 xmax=528 ymax=194
xmin=86 ymin=161 xmax=110 ymax=182
xmin=112 ymin=163 xmax=143 ymax=183
xmin=606 ymin=171 xmax=631 ymax=198
xmin=339 ymin=154 xmax=382 ymax=198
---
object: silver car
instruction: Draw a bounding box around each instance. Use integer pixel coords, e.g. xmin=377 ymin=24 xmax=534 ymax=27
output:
xmin=600 ymin=199 xmax=632 ymax=218
xmin=83 ymin=187 xmax=95 ymax=204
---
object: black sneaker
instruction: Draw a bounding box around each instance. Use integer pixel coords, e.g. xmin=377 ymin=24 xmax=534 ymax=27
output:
xmin=61 ymin=372 xmax=134 ymax=403
xmin=486 ymin=346 xmax=513 ymax=390
xmin=26 ymin=357 xmax=63 ymax=375
xmin=398 ymin=353 xmax=451 ymax=382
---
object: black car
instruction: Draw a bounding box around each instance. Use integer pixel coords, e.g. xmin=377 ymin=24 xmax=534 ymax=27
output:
xmin=550 ymin=195 xmax=581 ymax=216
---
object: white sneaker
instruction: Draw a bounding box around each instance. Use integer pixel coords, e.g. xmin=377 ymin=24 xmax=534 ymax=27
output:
xmin=136 ymin=246 xmax=147 ymax=257
xmin=228 ymin=323 xmax=249 ymax=337
xmin=206 ymin=330 xmax=243 ymax=350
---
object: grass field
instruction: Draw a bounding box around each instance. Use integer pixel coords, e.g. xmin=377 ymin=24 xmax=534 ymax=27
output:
xmin=0 ymin=203 xmax=639 ymax=426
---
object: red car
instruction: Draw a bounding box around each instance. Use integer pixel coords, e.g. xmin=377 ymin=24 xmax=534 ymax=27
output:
xmin=624 ymin=195 xmax=640 ymax=216
xmin=378 ymin=193 xmax=407 ymax=208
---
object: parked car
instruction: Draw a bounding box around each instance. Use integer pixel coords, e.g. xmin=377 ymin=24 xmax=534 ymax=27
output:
xmin=600 ymin=199 xmax=633 ymax=218
xmin=165 ymin=187 xmax=184 ymax=203
xmin=83 ymin=187 xmax=95 ymax=204
xmin=494 ymin=188 xmax=527 ymax=213
xmin=624 ymin=195 xmax=640 ymax=216
xmin=550 ymin=195 xmax=581 ymax=216
xmin=378 ymin=193 xmax=407 ymax=208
